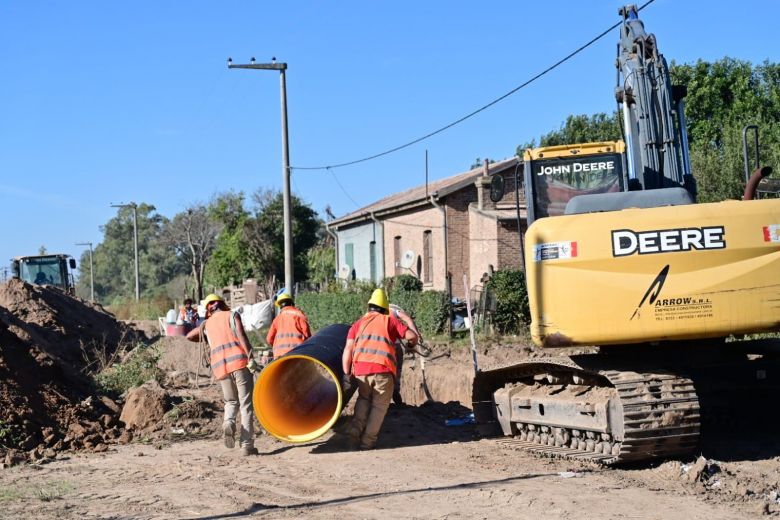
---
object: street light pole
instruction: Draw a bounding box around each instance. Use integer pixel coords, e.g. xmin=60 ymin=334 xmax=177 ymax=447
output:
xmin=228 ymin=57 xmax=294 ymax=293
xmin=75 ymin=241 xmax=94 ymax=302
xmin=111 ymin=202 xmax=140 ymax=301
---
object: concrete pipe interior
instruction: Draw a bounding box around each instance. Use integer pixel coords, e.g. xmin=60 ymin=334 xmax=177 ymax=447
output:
xmin=253 ymin=354 xmax=343 ymax=443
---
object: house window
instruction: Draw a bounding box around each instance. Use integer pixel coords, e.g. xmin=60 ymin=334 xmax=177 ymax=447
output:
xmin=423 ymin=230 xmax=432 ymax=284
xmin=345 ymin=243 xmax=354 ymax=277
xmin=369 ymin=241 xmax=377 ymax=282
xmin=393 ymin=236 xmax=401 ymax=275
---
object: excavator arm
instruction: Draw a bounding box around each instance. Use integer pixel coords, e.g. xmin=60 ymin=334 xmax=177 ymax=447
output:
xmin=615 ymin=4 xmax=694 ymax=195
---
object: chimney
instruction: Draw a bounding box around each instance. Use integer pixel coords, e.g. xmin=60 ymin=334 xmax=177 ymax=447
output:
xmin=476 ymin=158 xmax=492 ymax=210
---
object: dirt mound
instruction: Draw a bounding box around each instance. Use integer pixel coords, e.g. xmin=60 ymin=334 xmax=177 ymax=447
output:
xmin=0 ymin=279 xmax=143 ymax=466
xmin=120 ymin=380 xmax=169 ymax=430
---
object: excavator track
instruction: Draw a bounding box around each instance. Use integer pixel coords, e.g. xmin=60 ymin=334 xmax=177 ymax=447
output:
xmin=473 ymin=357 xmax=700 ymax=465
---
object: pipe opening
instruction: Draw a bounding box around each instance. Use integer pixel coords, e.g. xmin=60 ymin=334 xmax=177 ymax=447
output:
xmin=253 ymin=354 xmax=343 ymax=443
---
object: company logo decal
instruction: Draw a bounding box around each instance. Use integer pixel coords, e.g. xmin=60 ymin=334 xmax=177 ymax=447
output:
xmin=534 ymin=241 xmax=578 ymax=262
xmin=612 ymin=226 xmax=725 ymax=257
xmin=630 ymin=265 xmax=669 ymax=320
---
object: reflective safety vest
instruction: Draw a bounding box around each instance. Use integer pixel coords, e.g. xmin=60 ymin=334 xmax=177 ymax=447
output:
xmin=204 ymin=310 xmax=248 ymax=380
xmin=268 ymin=306 xmax=310 ymax=358
xmin=351 ymin=312 xmax=397 ymax=376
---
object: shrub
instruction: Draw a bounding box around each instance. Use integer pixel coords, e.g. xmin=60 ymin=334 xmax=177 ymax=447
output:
xmin=297 ymin=285 xmax=450 ymax=336
xmin=384 ymin=274 xmax=422 ymax=293
xmin=486 ymin=270 xmax=529 ymax=335
xmin=413 ymin=290 xmax=450 ymax=336
xmin=108 ymin=294 xmax=173 ymax=320
xmin=96 ymin=344 xmax=163 ymax=395
xmin=296 ymin=290 xmax=371 ymax=330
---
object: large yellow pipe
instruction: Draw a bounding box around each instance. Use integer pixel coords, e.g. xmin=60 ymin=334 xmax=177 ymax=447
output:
xmin=252 ymin=324 xmax=349 ymax=443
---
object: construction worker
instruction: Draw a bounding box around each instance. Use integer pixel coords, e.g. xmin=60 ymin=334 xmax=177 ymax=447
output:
xmin=266 ymin=292 xmax=311 ymax=358
xmin=179 ymin=298 xmax=199 ymax=329
xmin=342 ymin=288 xmax=418 ymax=450
xmin=185 ymin=294 xmax=258 ymax=456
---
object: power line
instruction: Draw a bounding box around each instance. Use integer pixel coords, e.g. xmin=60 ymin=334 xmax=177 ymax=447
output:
xmin=292 ymin=0 xmax=656 ymax=172
xmin=328 ymin=168 xmax=362 ymax=208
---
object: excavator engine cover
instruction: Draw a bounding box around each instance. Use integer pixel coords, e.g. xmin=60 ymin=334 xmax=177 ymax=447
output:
xmin=525 ymin=198 xmax=780 ymax=347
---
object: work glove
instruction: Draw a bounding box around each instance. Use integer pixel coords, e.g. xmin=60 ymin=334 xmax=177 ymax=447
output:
xmin=247 ymin=358 xmax=259 ymax=373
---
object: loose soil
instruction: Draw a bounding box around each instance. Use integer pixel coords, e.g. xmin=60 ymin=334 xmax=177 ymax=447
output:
xmin=2 ymin=303 xmax=780 ymax=518
xmin=0 ymin=280 xmax=143 ymax=466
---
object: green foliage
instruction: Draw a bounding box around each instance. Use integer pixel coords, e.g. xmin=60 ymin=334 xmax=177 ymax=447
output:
xmin=297 ymin=286 xmax=450 ymax=336
xmin=205 ymin=191 xmax=253 ymax=287
xmin=306 ymin=241 xmax=336 ymax=287
xmin=78 ymin=203 xmax=188 ymax=304
xmin=486 ymin=270 xmax=529 ymax=335
xmin=108 ymin=294 xmax=173 ymax=320
xmin=296 ymin=290 xmax=371 ymax=330
xmin=35 ymin=481 xmax=73 ymax=502
xmin=516 ymin=59 xmax=780 ymax=204
xmin=517 ymin=113 xmax=621 ymax=155
xmin=247 ymin=190 xmax=321 ymax=283
xmin=95 ymin=344 xmax=163 ymax=396
xmin=671 ymin=58 xmax=780 ymax=202
xmin=412 ymin=290 xmax=451 ymax=336
xmin=0 ymin=420 xmax=23 ymax=450
xmin=384 ymin=274 xmax=423 ymax=293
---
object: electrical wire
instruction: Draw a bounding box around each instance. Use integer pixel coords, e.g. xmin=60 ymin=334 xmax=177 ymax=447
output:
xmin=292 ymin=0 xmax=656 ymax=172
xmin=328 ymin=168 xmax=362 ymax=208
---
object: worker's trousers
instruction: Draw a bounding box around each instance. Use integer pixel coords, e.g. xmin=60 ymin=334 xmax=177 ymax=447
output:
xmin=220 ymin=367 xmax=254 ymax=448
xmin=350 ymin=373 xmax=394 ymax=449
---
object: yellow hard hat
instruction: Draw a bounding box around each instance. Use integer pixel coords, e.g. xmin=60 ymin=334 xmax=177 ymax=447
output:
xmin=275 ymin=292 xmax=293 ymax=307
xmin=368 ymin=288 xmax=389 ymax=314
xmin=203 ymin=294 xmax=222 ymax=305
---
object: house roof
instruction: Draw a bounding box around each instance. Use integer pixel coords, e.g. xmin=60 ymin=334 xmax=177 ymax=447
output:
xmin=328 ymin=156 xmax=519 ymax=228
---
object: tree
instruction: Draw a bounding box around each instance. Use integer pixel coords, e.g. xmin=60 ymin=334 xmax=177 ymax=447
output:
xmin=245 ymin=189 xmax=321 ymax=285
xmin=671 ymin=58 xmax=780 ymax=201
xmin=516 ymin=113 xmax=621 ymax=156
xmin=80 ymin=203 xmax=187 ymax=303
xmin=305 ymin=221 xmax=336 ymax=287
xmin=516 ymin=59 xmax=780 ymax=202
xmin=204 ymin=191 xmax=253 ymax=288
xmin=162 ymin=204 xmax=222 ymax=300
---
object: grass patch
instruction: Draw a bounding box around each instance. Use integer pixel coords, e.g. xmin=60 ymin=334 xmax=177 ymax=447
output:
xmin=0 ymin=486 xmax=24 ymax=503
xmin=95 ymin=343 xmax=163 ymax=395
xmin=0 ymin=481 xmax=73 ymax=503
xmin=35 ymin=480 xmax=73 ymax=502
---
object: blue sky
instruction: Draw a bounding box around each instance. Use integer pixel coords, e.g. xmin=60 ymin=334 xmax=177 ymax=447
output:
xmin=1 ymin=0 xmax=778 ymax=272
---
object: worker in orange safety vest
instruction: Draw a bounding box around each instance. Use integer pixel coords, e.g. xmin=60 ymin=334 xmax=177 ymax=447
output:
xmin=342 ymin=288 xmax=418 ymax=450
xmin=266 ymin=292 xmax=311 ymax=358
xmin=186 ymin=293 xmax=258 ymax=456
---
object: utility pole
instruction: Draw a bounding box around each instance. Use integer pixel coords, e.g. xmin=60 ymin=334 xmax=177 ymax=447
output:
xmin=75 ymin=241 xmax=94 ymax=302
xmin=110 ymin=202 xmax=140 ymax=301
xmin=228 ymin=57 xmax=294 ymax=293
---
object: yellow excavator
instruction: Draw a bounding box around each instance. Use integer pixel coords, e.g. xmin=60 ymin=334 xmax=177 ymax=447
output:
xmin=472 ymin=5 xmax=779 ymax=464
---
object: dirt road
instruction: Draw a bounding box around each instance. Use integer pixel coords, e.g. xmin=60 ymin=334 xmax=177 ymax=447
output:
xmin=2 ymin=414 xmax=776 ymax=520
xmin=2 ymin=327 xmax=779 ymax=519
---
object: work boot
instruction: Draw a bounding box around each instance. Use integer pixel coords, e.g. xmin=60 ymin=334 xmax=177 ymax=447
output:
xmin=223 ymin=422 xmax=236 ymax=449
xmin=347 ymin=432 xmax=361 ymax=451
xmin=241 ymin=446 xmax=259 ymax=456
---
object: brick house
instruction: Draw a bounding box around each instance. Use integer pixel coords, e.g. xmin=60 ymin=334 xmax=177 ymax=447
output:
xmin=327 ymin=157 xmax=526 ymax=299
